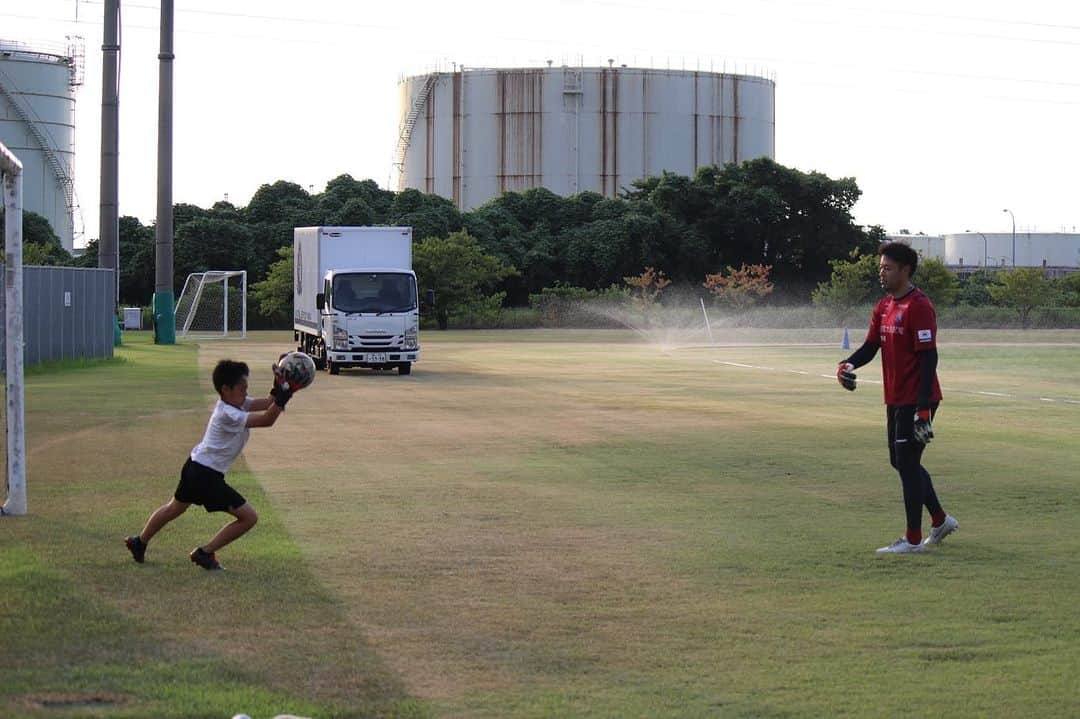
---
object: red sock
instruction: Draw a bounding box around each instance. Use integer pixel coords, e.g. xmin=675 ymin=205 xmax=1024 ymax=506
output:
xmin=931 ymin=512 xmax=947 ymax=528
xmin=906 ymin=528 xmax=922 ymax=545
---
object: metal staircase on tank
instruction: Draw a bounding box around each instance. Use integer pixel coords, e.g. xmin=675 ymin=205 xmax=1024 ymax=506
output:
xmin=394 ymin=73 xmax=437 ymax=177
xmin=0 ymin=69 xmax=77 ymax=217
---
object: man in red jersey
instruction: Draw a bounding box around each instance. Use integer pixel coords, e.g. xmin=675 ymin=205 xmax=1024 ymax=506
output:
xmin=837 ymin=242 xmax=958 ymax=554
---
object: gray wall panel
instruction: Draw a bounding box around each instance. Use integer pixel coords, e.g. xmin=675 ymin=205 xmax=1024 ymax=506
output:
xmin=0 ymin=265 xmax=115 ymax=371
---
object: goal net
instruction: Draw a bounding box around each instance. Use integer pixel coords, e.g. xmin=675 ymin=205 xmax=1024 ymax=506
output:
xmin=174 ymin=270 xmax=247 ymax=339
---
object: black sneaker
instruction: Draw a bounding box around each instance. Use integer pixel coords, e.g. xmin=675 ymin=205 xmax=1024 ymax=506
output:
xmin=125 ymin=535 xmax=147 ymax=563
xmin=189 ymin=547 xmax=223 ymax=570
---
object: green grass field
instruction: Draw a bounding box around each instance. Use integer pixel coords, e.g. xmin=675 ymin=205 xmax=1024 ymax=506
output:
xmin=2 ymin=329 xmax=1078 ymax=718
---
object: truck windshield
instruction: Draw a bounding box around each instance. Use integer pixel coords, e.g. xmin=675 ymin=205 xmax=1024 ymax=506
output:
xmin=332 ymin=273 xmax=417 ymax=314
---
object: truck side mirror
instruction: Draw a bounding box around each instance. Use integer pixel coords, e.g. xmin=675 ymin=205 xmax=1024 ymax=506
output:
xmin=316 ymin=292 xmax=326 ymax=310
xmin=424 ymin=289 xmax=435 ymax=306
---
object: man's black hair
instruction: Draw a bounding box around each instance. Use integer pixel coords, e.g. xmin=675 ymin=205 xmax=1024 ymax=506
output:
xmin=879 ymin=241 xmax=920 ymax=278
xmin=212 ymin=359 xmax=249 ymax=393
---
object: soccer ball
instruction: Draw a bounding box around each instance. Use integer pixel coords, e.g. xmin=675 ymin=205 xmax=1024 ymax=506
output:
xmin=276 ymin=351 xmax=316 ymax=390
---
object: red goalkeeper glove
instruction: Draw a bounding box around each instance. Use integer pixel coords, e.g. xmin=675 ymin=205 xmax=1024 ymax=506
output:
xmin=837 ymin=362 xmax=857 ymax=391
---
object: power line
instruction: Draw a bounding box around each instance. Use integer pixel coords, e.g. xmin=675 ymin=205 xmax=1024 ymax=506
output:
xmin=72 ymin=0 xmax=1080 ymax=48
xmin=746 ymin=0 xmax=1080 ymax=33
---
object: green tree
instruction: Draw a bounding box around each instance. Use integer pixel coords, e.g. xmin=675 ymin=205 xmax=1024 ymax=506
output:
xmin=413 ymin=230 xmax=515 ymax=330
xmin=958 ymin=269 xmax=999 ymax=306
xmin=811 ymin=251 xmax=879 ymax=322
xmin=245 ymin=181 xmax=316 ymax=226
xmin=249 ymin=245 xmax=294 ymax=327
xmin=0 ymin=208 xmax=73 ymax=265
xmin=988 ymin=268 xmax=1060 ymax=328
xmin=174 ymin=216 xmax=254 ymax=287
xmin=1054 ymin=272 xmax=1080 ymax=307
xmin=334 ymin=197 xmax=375 ymax=226
xmin=914 ymin=257 xmax=959 ymax=306
xmin=390 ymin=189 xmax=463 ymax=245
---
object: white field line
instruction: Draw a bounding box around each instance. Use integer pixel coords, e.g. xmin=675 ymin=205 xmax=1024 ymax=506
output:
xmin=710 ymin=359 xmax=1079 ymax=406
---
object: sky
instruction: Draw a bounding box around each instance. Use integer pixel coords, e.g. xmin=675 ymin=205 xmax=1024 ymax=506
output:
xmin=4 ymin=0 xmax=1079 ymax=248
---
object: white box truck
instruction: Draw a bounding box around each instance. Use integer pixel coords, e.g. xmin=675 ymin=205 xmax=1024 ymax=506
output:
xmin=293 ymin=226 xmax=428 ymax=375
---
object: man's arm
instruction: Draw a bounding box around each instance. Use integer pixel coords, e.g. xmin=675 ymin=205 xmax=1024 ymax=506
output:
xmin=836 ymin=339 xmax=879 ymax=391
xmin=916 ymin=348 xmax=938 ymax=410
xmin=843 ymin=340 xmax=879 ymax=370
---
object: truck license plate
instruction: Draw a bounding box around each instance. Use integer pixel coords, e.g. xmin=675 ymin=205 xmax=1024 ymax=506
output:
xmin=367 ymin=353 xmax=388 ymax=363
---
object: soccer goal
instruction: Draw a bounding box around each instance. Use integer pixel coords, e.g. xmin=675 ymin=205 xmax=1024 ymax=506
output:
xmin=174 ymin=270 xmax=247 ymax=339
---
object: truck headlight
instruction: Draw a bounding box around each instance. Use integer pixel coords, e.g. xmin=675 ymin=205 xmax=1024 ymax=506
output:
xmin=333 ymin=325 xmax=348 ymax=350
xmin=403 ymin=324 xmax=418 ymax=350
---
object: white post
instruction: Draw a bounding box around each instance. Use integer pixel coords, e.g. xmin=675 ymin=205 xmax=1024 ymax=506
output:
xmin=699 ymin=296 xmax=715 ymax=344
xmin=222 ymin=272 xmax=229 ymax=338
xmin=1 ymin=142 xmax=26 ymax=516
xmin=240 ymin=270 xmax=247 ymax=338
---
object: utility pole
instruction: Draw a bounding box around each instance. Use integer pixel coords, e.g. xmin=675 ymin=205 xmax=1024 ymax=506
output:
xmin=154 ymin=0 xmax=176 ymax=344
xmin=99 ymin=0 xmax=120 ymax=344
xmin=1003 ymin=208 xmax=1016 ymax=267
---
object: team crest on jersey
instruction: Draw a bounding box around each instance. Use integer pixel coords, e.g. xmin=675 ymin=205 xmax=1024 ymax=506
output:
xmin=918 ymin=329 xmax=933 ymax=342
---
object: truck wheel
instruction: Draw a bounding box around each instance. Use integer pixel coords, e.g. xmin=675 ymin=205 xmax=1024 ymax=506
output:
xmin=398 ymin=362 xmax=412 ymax=375
xmin=328 ymin=360 xmax=340 ymax=375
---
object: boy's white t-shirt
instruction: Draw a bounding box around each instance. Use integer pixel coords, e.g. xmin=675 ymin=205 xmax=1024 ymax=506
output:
xmin=190 ymin=397 xmax=253 ymax=473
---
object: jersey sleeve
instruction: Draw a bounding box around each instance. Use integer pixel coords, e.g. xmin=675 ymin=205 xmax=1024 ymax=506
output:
xmin=908 ymin=297 xmax=938 ymax=351
xmin=218 ymin=404 xmax=250 ymax=432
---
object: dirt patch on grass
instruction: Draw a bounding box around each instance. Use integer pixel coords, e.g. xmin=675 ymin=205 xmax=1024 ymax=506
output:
xmin=16 ymin=692 xmax=130 ymax=710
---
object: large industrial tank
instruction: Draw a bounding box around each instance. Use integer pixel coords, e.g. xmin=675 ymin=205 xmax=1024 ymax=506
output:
xmin=888 ymin=234 xmax=946 ymax=262
xmin=944 ymin=232 xmax=1080 ymax=271
xmin=0 ymin=38 xmax=82 ymax=252
xmin=396 ymin=65 xmax=775 ymax=210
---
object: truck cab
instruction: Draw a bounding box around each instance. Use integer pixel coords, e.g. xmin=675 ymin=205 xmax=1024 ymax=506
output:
xmin=316 ymin=268 xmax=420 ymax=374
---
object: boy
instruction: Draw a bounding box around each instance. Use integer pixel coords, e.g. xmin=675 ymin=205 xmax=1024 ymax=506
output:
xmin=125 ymin=358 xmax=294 ymax=570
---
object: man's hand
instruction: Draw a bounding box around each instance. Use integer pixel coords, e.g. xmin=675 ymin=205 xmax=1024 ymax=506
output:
xmin=913 ymin=408 xmax=934 ymax=444
xmin=837 ymin=362 xmax=857 ymax=391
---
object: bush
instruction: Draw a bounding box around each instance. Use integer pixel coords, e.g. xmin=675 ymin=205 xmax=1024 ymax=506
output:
xmin=938 ymin=305 xmax=1080 ymax=329
xmin=529 ymin=284 xmax=630 ymax=327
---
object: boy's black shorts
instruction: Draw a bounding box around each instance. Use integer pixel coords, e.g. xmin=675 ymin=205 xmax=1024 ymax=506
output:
xmin=175 ymin=458 xmax=246 ymax=512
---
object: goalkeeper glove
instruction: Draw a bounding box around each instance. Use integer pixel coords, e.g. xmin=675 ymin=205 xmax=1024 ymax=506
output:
xmin=913 ymin=408 xmax=934 ymax=445
xmin=271 ymin=383 xmax=293 ymax=409
xmin=837 ymin=362 xmax=857 ymax=391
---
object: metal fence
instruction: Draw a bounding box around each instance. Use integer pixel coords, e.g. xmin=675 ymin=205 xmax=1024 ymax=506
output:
xmin=0 ymin=265 xmax=115 ymax=371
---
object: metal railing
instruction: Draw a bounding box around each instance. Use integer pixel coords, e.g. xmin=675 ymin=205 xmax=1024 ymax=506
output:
xmin=0 ymin=69 xmax=76 ymax=217
xmin=394 ymin=73 xmax=437 ymax=176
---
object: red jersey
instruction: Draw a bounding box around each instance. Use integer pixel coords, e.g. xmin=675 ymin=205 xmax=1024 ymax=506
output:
xmin=866 ymin=287 xmax=942 ymax=406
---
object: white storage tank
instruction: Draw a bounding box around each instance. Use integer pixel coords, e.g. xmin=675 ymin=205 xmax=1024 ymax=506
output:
xmin=943 ymin=232 xmax=1080 ymax=270
xmin=0 ymin=38 xmax=82 ymax=252
xmin=397 ymin=65 xmax=775 ymax=209
xmin=888 ymin=234 xmax=945 ymax=262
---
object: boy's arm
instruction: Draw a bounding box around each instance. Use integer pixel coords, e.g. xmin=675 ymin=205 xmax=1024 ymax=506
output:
xmin=246 ymin=397 xmax=274 ymax=411
xmin=244 ymin=380 xmax=294 ymax=428
xmin=246 ymin=402 xmax=284 ymax=428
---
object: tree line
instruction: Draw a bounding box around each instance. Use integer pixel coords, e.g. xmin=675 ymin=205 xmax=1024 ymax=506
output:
xmin=30 ymin=158 xmax=1067 ymax=328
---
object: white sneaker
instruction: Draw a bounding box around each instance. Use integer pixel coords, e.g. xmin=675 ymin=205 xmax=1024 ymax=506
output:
xmin=923 ymin=515 xmax=958 ymax=546
xmin=876 ymin=537 xmax=925 ymax=554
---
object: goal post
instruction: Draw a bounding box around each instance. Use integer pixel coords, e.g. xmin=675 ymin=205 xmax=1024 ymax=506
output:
xmin=174 ymin=270 xmax=247 ymax=339
xmin=1 ymin=141 xmax=27 ymax=516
